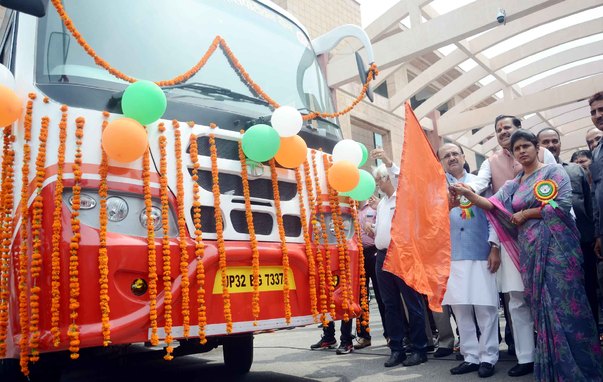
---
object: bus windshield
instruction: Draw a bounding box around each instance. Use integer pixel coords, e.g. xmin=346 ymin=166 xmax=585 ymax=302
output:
xmin=36 ymin=0 xmax=335 ymax=119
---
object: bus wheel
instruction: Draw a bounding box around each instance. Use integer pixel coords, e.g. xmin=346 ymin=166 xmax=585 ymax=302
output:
xmin=222 ymin=334 xmax=253 ymax=374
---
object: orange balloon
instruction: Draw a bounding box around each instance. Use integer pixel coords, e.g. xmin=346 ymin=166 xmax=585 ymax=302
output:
xmin=328 ymin=160 xmax=360 ymax=192
xmin=102 ymin=118 xmax=148 ymax=163
xmin=0 ymin=85 xmax=22 ymax=126
xmin=275 ymin=135 xmax=308 ymax=168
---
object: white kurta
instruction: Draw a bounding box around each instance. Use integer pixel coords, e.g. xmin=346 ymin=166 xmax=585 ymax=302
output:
xmin=442 ymin=260 xmax=499 ymax=307
xmin=496 ymin=246 xmax=525 ymax=293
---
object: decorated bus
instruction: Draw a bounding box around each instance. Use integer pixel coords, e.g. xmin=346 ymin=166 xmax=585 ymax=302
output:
xmin=0 ymin=0 xmax=377 ymax=379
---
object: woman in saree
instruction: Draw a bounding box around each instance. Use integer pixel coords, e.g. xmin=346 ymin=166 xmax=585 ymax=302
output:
xmin=450 ymin=130 xmax=602 ymax=382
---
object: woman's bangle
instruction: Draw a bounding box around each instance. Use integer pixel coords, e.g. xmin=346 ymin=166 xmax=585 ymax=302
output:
xmin=521 ymin=210 xmax=527 ymax=220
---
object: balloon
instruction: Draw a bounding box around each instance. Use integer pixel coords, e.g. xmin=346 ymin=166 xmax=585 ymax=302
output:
xmin=327 ymin=160 xmax=360 ymax=192
xmin=242 ymin=124 xmax=281 ymax=162
xmin=346 ymin=170 xmax=376 ymax=201
xmin=332 ymin=139 xmax=363 ymax=166
xmin=121 ymin=80 xmax=167 ymax=125
xmin=0 ymin=64 xmax=15 ymax=89
xmin=275 ymin=135 xmax=307 ymax=168
xmin=271 ymin=105 xmax=303 ymax=137
xmin=0 ymin=85 xmax=22 ymax=126
xmin=102 ymin=118 xmax=148 ymax=163
xmin=357 ymin=142 xmax=369 ymax=167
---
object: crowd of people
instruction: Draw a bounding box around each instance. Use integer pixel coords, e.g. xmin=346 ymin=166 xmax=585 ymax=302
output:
xmin=309 ymin=91 xmax=603 ymax=381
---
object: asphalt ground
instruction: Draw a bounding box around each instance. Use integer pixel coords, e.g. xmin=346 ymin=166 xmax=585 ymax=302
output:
xmin=57 ymin=304 xmax=534 ymax=382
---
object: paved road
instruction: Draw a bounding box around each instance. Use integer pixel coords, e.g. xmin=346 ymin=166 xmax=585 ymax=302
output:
xmin=55 ymin=306 xmax=533 ymax=382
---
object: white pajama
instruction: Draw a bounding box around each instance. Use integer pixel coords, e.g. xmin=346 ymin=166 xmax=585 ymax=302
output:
xmin=452 ymin=305 xmax=499 ymax=365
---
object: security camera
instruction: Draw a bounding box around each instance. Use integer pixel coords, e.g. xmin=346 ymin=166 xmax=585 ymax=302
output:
xmin=496 ymin=9 xmax=506 ymax=24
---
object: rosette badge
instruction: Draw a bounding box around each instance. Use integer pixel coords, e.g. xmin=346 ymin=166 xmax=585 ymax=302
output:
xmin=533 ymin=179 xmax=559 ymax=208
xmin=459 ymin=196 xmax=474 ymax=220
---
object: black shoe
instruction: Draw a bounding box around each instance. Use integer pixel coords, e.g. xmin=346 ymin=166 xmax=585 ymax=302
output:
xmin=478 ymin=362 xmax=495 ymax=378
xmin=310 ymin=337 xmax=336 ymax=350
xmin=507 ymin=344 xmax=516 ymax=357
xmin=456 ymin=352 xmax=464 ymax=361
xmin=507 ymin=362 xmax=534 ymax=377
xmin=336 ymin=342 xmax=353 ymax=355
xmin=450 ymin=361 xmax=479 ymax=375
xmin=384 ymin=351 xmax=406 ymax=367
xmin=433 ymin=347 xmax=453 ymax=358
xmin=402 ymin=352 xmax=428 ymax=366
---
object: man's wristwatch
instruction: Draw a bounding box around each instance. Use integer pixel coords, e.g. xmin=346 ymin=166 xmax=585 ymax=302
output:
xmin=489 ymin=242 xmax=500 ymax=249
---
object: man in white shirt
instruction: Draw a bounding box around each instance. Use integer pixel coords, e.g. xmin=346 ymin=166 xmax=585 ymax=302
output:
xmin=371 ymin=148 xmax=429 ymax=368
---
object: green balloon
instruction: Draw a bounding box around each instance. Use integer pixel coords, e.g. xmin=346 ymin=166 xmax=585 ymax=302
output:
xmin=358 ymin=142 xmax=368 ymax=167
xmin=347 ymin=169 xmax=376 ymax=201
xmin=242 ymin=124 xmax=281 ymax=162
xmin=122 ymin=80 xmax=167 ymax=125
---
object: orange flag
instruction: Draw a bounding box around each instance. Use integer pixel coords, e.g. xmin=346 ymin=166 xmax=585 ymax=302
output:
xmin=383 ymin=101 xmax=451 ymax=312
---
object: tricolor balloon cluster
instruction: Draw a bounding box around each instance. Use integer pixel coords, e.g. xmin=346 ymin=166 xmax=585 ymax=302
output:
xmin=241 ymin=106 xmax=375 ymax=201
xmin=102 ymin=80 xmax=167 ymax=163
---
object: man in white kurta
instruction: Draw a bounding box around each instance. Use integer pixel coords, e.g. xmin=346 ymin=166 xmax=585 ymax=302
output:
xmin=439 ymin=143 xmax=500 ymax=378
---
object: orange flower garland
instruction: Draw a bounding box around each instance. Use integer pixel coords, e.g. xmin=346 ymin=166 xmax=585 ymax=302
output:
xmin=188 ymin=133 xmax=207 ymax=344
xmin=350 ymin=200 xmax=370 ymax=331
xmin=50 ymin=0 xmax=377 ymax=119
xmin=310 ymin=150 xmax=336 ymax=321
xmin=50 ymin=105 xmax=69 ymax=347
xmin=295 ymin=166 xmax=318 ymax=320
xmin=0 ymin=126 xmax=15 ymax=359
xmin=237 ymin=135 xmax=261 ymax=323
xmin=323 ymin=154 xmax=351 ymax=321
xmin=209 ymin=124 xmax=232 ymax=333
xmin=98 ymin=112 xmax=111 ymax=346
xmin=158 ymin=123 xmax=174 ymax=360
xmin=303 ymin=160 xmax=326 ymax=323
xmin=67 ymin=116 xmax=85 ymax=360
xmin=18 ymin=93 xmax=35 ymax=375
xmin=29 ymin=115 xmax=50 ymax=362
xmin=172 ymin=121 xmax=191 ymax=338
xmin=269 ymin=159 xmax=292 ymax=324
xmin=142 ymin=146 xmax=159 ymax=346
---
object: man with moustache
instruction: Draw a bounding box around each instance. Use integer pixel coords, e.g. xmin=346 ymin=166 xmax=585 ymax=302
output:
xmin=589 ymin=92 xmax=603 ymax=260
xmin=461 ymin=115 xmax=556 ymax=377
xmin=537 ymin=127 xmax=597 ymax=324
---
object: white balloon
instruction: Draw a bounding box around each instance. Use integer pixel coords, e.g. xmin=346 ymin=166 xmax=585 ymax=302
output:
xmin=271 ymin=106 xmax=303 ymax=137
xmin=0 ymin=64 xmax=15 ymax=90
xmin=332 ymin=139 xmax=363 ymax=166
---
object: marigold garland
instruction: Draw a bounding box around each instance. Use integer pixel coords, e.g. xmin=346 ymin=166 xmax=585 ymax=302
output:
xmin=310 ymin=150 xmax=336 ymax=322
xmin=142 ymin=140 xmax=159 ymax=346
xmin=98 ymin=111 xmax=111 ymax=346
xmin=50 ymin=0 xmax=377 ymax=120
xmin=29 ymin=114 xmax=49 ymax=362
xmin=295 ymin=166 xmax=318 ymax=321
xmin=0 ymin=126 xmax=15 ymax=359
xmin=172 ymin=121 xmax=191 ymax=338
xmin=188 ymin=133 xmax=207 ymax=344
xmin=269 ymin=159 xmax=292 ymax=324
xmin=18 ymin=93 xmax=35 ymax=375
xmin=67 ymin=116 xmax=85 ymax=360
xmin=158 ymin=123 xmax=174 ymax=360
xmin=237 ymin=134 xmax=261 ymax=324
xmin=350 ymin=200 xmax=370 ymax=332
xmin=323 ymin=154 xmax=351 ymax=321
xmin=50 ymin=105 xmax=68 ymax=348
xmin=209 ymin=124 xmax=232 ymax=333
xmin=303 ymin=160 xmax=327 ymax=324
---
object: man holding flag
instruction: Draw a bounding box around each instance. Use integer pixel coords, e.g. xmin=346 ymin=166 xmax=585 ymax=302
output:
xmin=374 ymin=101 xmax=452 ymax=368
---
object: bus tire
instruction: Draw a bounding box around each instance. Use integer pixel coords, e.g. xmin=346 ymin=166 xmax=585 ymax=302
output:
xmin=222 ymin=334 xmax=253 ymax=374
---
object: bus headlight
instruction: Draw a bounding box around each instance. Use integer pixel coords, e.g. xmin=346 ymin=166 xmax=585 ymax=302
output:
xmin=139 ymin=206 xmax=162 ymax=231
xmin=106 ymin=196 xmax=129 ymax=222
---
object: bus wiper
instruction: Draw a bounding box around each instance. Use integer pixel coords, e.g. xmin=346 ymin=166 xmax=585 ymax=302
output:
xmin=162 ymin=82 xmax=270 ymax=106
xmin=110 ymin=82 xmax=270 ymax=107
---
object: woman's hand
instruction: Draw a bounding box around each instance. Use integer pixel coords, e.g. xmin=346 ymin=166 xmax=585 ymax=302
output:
xmin=510 ymin=210 xmax=527 ymax=226
xmin=487 ymin=246 xmax=501 ymax=273
xmin=449 ymin=183 xmax=472 ymax=197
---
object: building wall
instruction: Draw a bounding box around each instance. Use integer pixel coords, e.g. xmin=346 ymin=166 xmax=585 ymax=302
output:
xmin=274 ymin=0 xmax=406 ymax=165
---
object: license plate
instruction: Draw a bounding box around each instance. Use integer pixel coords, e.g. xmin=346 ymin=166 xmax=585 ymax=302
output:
xmin=212 ymin=266 xmax=296 ymax=294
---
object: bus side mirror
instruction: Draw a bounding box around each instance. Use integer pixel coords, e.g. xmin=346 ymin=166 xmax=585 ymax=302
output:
xmin=0 ymin=0 xmax=48 ymax=17
xmin=355 ymin=52 xmax=374 ymax=102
